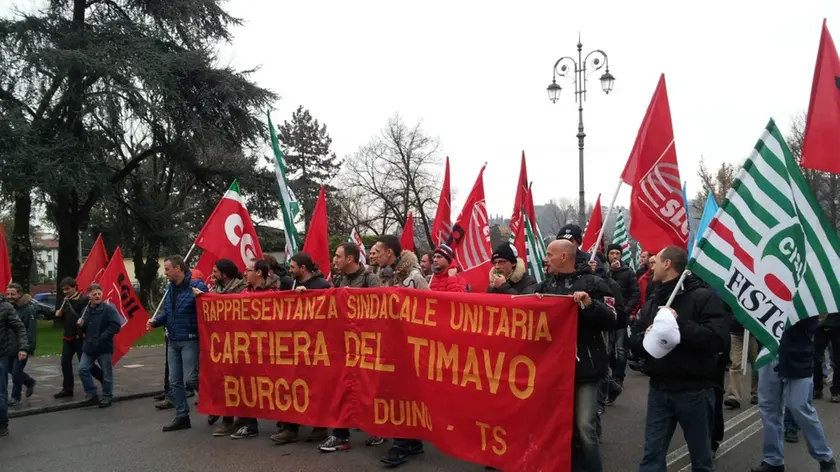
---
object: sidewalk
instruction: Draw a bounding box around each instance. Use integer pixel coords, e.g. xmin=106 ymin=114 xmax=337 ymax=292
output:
xmin=9 ymin=345 xmax=166 ymax=418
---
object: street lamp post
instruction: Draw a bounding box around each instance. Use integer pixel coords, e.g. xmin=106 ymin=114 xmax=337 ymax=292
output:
xmin=547 ymin=37 xmax=615 ymax=226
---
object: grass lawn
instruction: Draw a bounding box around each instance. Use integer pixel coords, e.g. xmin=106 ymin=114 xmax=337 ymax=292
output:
xmin=34 ymin=320 xmax=166 ymax=357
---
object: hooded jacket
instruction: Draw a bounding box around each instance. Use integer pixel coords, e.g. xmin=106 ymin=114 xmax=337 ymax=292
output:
xmin=80 ymin=302 xmax=122 ymax=357
xmin=487 ymin=258 xmax=537 ymax=295
xmin=0 ymin=295 xmax=28 ymax=357
xmin=777 ymin=317 xmax=818 ymax=379
xmin=212 ymin=277 xmax=247 ymax=295
xmin=58 ymin=291 xmax=89 ymax=340
xmin=609 ymin=263 xmax=641 ymax=326
xmin=430 ymin=268 xmax=468 ymax=293
xmin=12 ymin=294 xmax=44 ymax=354
xmin=154 ymin=271 xmax=209 ymax=342
xmin=528 ymin=271 xmax=617 ymax=383
xmin=378 ymin=252 xmax=429 ymax=290
xmin=339 ymin=265 xmax=381 ymax=288
xmin=297 ymin=271 xmax=333 ymax=290
xmin=628 ymin=274 xmax=729 ymax=391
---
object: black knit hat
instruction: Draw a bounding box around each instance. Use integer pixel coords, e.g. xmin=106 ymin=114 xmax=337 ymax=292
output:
xmin=557 ymin=224 xmax=583 ymax=244
xmin=434 ymin=244 xmax=455 ymax=262
xmin=491 ymin=243 xmax=517 ymax=264
xmin=607 ymin=243 xmax=623 ymax=254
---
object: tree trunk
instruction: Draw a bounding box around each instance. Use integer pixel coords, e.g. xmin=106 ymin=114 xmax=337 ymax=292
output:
xmin=10 ymin=191 xmax=33 ymax=291
xmin=53 ymin=192 xmax=81 ymax=303
xmin=139 ymin=240 xmax=161 ymax=310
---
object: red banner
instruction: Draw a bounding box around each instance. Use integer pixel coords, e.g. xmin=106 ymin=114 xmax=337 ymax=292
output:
xmin=197 ymin=288 xmax=576 ymax=472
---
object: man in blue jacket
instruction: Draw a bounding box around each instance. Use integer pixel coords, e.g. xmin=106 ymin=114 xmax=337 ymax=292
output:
xmin=77 ymin=284 xmax=122 ymax=408
xmin=146 ymin=255 xmax=207 ymax=432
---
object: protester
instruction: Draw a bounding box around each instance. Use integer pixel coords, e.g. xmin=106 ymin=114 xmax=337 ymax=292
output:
xmin=530 ymin=239 xmax=616 ymax=472
xmin=750 ymin=316 xmax=837 ymax=472
xmin=605 ymin=244 xmax=640 ymax=400
xmin=556 ymin=223 xmax=606 ymax=277
xmin=725 ymin=318 xmax=759 ymax=409
xmin=636 ymin=250 xmax=650 ymax=278
xmin=76 ymin=283 xmax=121 ymax=408
xmin=628 ymin=246 xmax=728 ymax=472
xmin=814 ymin=313 xmax=840 ymax=402
xmin=487 ymin=243 xmax=535 ymax=295
xmin=6 ymin=283 xmax=44 ymax=405
xmin=54 ymin=277 xmax=103 ymax=398
xmin=591 ymin=252 xmax=624 ymax=437
xmin=429 ymin=244 xmax=467 ymax=293
xmin=372 ymin=235 xmax=428 ymax=289
xmin=264 ymin=254 xmax=295 ymax=290
xmin=0 ymin=291 xmax=28 ymax=437
xmin=420 ymin=251 xmax=434 ymax=283
xmin=146 ymin=255 xmax=208 ymax=432
xmin=205 ymin=259 xmax=247 ymax=437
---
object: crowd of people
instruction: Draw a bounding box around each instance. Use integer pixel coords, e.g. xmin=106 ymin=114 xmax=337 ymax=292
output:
xmin=0 ymin=225 xmax=839 ymax=471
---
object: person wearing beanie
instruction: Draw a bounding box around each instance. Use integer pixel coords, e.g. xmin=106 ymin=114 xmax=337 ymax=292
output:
xmin=427 ymin=245 xmax=467 ymax=293
xmin=487 ymin=243 xmax=536 ymax=295
xmin=557 ymin=223 xmax=607 ymax=279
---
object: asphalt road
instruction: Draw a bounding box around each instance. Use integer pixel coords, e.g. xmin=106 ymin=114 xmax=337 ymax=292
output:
xmin=3 ymin=369 xmax=840 ymax=471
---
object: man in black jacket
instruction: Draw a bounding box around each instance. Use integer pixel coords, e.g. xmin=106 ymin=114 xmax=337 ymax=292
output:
xmin=531 ymin=239 xmax=616 ymax=472
xmin=751 ymin=317 xmax=837 ymax=472
xmin=814 ymin=313 xmax=840 ymax=402
xmin=557 ymin=224 xmax=607 ymax=279
xmin=487 ymin=243 xmax=536 ymax=295
xmin=0 ymin=293 xmax=28 ymax=437
xmin=628 ymin=246 xmax=728 ymax=472
xmin=77 ymin=284 xmax=122 ymax=409
xmin=289 ymin=252 xmax=333 ymax=291
xmin=54 ymin=277 xmax=103 ymax=398
xmin=606 ymin=244 xmax=640 ymax=397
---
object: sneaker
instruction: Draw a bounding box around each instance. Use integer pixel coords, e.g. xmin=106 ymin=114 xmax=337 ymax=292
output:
xmin=154 ymin=399 xmax=174 ymax=410
xmin=98 ymin=398 xmax=112 ymax=408
xmin=366 ymin=435 xmax=386 ymax=446
xmin=213 ymin=422 xmax=236 ymax=437
xmin=0 ymin=424 xmax=7 ymax=437
xmin=82 ymin=395 xmax=99 ymax=406
xmin=186 ymin=389 xmax=196 ymax=398
xmin=784 ymin=429 xmax=799 ymax=443
xmin=607 ymin=379 xmax=623 ymax=404
xmin=831 ymin=394 xmax=840 ymax=404
xmin=723 ymin=398 xmax=741 ymax=409
xmin=750 ymin=462 xmax=785 ymax=472
xmin=162 ymin=416 xmax=191 ymax=432
xmin=821 ymin=459 xmax=838 ymax=472
xmin=307 ymin=427 xmax=329 ymax=442
xmin=230 ymin=425 xmax=259 ymax=439
xmin=318 ymin=435 xmax=350 ymax=452
xmin=54 ymin=389 xmax=74 ymax=399
xmin=208 ymin=415 xmax=220 ymax=425
xmin=269 ymin=429 xmax=298 ymax=444
xmin=8 ymin=399 xmax=21 ymax=407
xmin=751 ymin=394 xmax=759 ymax=405
xmin=153 ymin=392 xmax=166 ymax=401
xmin=25 ymin=380 xmax=35 ymax=398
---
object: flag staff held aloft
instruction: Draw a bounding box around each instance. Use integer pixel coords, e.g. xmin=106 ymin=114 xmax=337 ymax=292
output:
xmin=546 ymin=34 xmax=616 ymax=225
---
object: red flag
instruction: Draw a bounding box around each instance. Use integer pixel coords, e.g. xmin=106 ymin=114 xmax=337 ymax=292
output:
xmin=0 ymin=225 xmax=10 ymax=289
xmin=98 ymin=247 xmax=149 ymax=365
xmin=801 ymin=19 xmax=840 ymax=173
xmin=193 ymin=180 xmax=263 ymax=277
xmin=620 ymin=74 xmax=688 ymax=253
xmin=77 ymin=234 xmax=109 ymax=292
xmin=581 ymin=194 xmax=603 ymax=254
xmin=303 ymin=186 xmax=330 ymax=275
xmin=400 ymin=212 xmax=415 ymax=253
xmin=509 ymin=151 xmax=529 ymax=238
xmin=448 ymin=165 xmax=491 ymax=270
xmin=512 ymin=206 xmax=527 ymax=269
xmin=431 ymin=156 xmax=452 ymax=246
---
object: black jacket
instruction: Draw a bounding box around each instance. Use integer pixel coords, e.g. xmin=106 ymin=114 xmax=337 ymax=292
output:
xmin=80 ymin=302 xmax=122 ymax=357
xmin=487 ymin=258 xmax=537 ymax=295
xmin=59 ymin=292 xmax=90 ymax=339
xmin=273 ymin=266 xmax=295 ymax=291
xmin=610 ymin=264 xmax=640 ymax=327
xmin=529 ymin=271 xmax=617 ymax=383
xmin=575 ymin=249 xmax=607 ymax=279
xmin=628 ymin=275 xmax=729 ymax=391
xmin=821 ymin=312 xmax=840 ymax=329
xmin=777 ymin=317 xmax=818 ymax=379
xmin=635 ymin=265 xmax=649 ymax=279
xmin=0 ymin=295 xmax=28 ymax=357
xmin=299 ymin=272 xmax=333 ymax=290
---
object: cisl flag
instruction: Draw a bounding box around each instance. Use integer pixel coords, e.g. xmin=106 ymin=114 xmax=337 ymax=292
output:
xmin=98 ymin=247 xmax=149 ymax=365
xmin=620 ymin=74 xmax=688 ymax=253
xmin=194 ymin=180 xmax=264 ymax=277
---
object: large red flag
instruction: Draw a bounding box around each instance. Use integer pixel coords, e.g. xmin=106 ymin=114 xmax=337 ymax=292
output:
xmin=0 ymin=225 xmax=10 ymax=289
xmin=193 ymin=180 xmax=264 ymax=278
xmin=77 ymin=234 xmax=109 ymax=292
xmin=431 ymin=156 xmax=452 ymax=246
xmin=449 ymin=166 xmax=492 ymax=292
xmin=508 ymin=151 xmax=529 ymax=238
xmin=98 ymin=247 xmax=149 ymax=365
xmin=512 ymin=206 xmax=527 ymax=269
xmin=400 ymin=212 xmax=415 ymax=253
xmin=302 ymin=186 xmax=330 ymax=275
xmin=581 ymin=194 xmax=604 ymax=254
xmin=620 ymin=74 xmax=688 ymax=253
xmin=801 ymin=19 xmax=840 ymax=173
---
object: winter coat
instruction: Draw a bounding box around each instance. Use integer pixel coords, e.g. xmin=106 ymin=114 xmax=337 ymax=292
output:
xmin=527 ymin=271 xmax=616 ymax=383
xmin=0 ymin=295 xmax=28 ymax=357
xmin=12 ymin=295 xmax=42 ymax=354
xmin=244 ymin=276 xmax=281 ymax=293
xmin=575 ymin=249 xmax=607 ymax=279
xmin=634 ymin=270 xmax=656 ymax=320
xmin=58 ymin=291 xmax=89 ymax=339
xmin=378 ymin=252 xmax=429 ymax=289
xmin=486 ymin=258 xmax=537 ymax=295
xmin=628 ymin=275 xmax=729 ymax=391
xmin=635 ymin=264 xmax=649 ymax=279
xmin=609 ymin=264 xmax=640 ymax=327
xmin=212 ymin=277 xmax=247 ymax=295
xmin=272 ymin=266 xmax=295 ymax=291
xmin=430 ymin=269 xmax=468 ymax=293
xmin=778 ymin=317 xmax=818 ymax=379
xmin=339 ymin=265 xmax=381 ymax=288
xmin=821 ymin=312 xmax=840 ymax=329
xmin=154 ymin=271 xmax=208 ymax=342
xmin=80 ymin=302 xmax=122 ymax=357
xmin=297 ymin=272 xmax=332 ymax=290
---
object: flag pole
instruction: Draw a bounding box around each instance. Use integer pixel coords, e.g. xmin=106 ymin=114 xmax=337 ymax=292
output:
xmin=741 ymin=331 xmax=751 ymax=375
xmin=150 ymin=242 xmax=197 ymax=319
xmin=664 ymin=270 xmax=691 ymax=308
xmin=590 ymin=178 xmax=624 ymax=261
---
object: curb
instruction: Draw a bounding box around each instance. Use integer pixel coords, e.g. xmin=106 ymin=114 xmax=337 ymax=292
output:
xmin=9 ymin=390 xmax=163 ymax=419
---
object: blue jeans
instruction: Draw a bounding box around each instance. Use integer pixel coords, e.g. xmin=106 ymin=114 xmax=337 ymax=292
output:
xmin=639 ymin=387 xmax=715 ymax=472
xmin=167 ymin=340 xmax=199 ymax=419
xmin=0 ymin=357 xmax=11 ymax=426
xmin=758 ymin=359 xmax=833 ymax=466
xmin=573 ymin=381 xmax=602 ymax=472
xmin=10 ymin=356 xmax=34 ymax=400
xmin=784 ymin=408 xmax=799 ymax=433
xmin=80 ymin=353 xmax=113 ymax=398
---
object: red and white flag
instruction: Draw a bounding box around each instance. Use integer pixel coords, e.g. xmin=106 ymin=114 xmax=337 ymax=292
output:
xmin=431 ymin=156 xmax=452 ymax=246
xmin=77 ymin=234 xmax=109 ymax=292
xmin=581 ymin=194 xmax=604 ymax=254
xmin=0 ymin=225 xmax=10 ymax=289
xmin=801 ymin=19 xmax=840 ymax=173
xmin=400 ymin=212 xmax=415 ymax=253
xmin=509 ymin=151 xmax=529 ymax=239
xmin=349 ymin=228 xmax=367 ymax=265
xmin=98 ymin=247 xmax=149 ymax=365
xmin=620 ymin=74 xmax=688 ymax=254
xmin=193 ymin=180 xmax=264 ymax=278
xmin=449 ymin=165 xmax=491 ymax=271
xmin=302 ymin=186 xmax=330 ymax=276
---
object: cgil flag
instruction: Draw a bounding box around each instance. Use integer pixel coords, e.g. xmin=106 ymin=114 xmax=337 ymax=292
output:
xmin=688 ymin=119 xmax=840 ymax=368
xmin=98 ymin=247 xmax=149 ymax=365
xmin=349 ymin=228 xmax=367 ymax=265
xmin=268 ymin=112 xmax=302 ymax=260
xmin=612 ymin=210 xmax=633 ymax=269
xmin=448 ymin=165 xmax=491 ymax=270
xmin=77 ymin=234 xmax=109 ymax=292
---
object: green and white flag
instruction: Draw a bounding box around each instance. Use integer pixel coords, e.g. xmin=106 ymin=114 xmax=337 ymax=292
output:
xmin=268 ymin=112 xmax=301 ymax=259
xmin=688 ymin=119 xmax=840 ymax=368
xmin=612 ymin=210 xmax=634 ymax=269
xmin=524 ymin=214 xmax=547 ymax=284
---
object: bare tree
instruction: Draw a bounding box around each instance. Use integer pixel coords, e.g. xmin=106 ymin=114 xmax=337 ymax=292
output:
xmin=694 ymin=157 xmax=736 ymax=215
xmin=342 ymin=114 xmax=441 ymax=247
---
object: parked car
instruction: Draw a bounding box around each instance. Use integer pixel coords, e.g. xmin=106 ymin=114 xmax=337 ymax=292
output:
xmin=33 ymin=291 xmax=58 ymax=320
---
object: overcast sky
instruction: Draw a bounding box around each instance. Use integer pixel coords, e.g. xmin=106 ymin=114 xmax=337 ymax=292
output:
xmin=4 ymin=0 xmax=839 ymax=220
